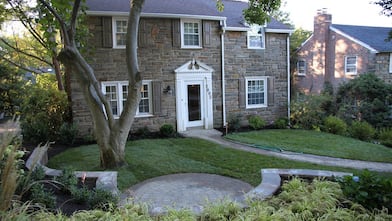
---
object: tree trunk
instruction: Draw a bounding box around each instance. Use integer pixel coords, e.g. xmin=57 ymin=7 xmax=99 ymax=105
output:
xmin=50 ymin=0 xmax=145 ymax=169
xmin=52 ymin=56 xmax=64 ymax=91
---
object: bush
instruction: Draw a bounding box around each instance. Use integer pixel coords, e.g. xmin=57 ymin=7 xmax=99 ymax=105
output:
xmin=290 ymin=94 xmax=333 ymax=130
xmin=55 ymin=167 xmax=78 ymax=193
xmin=378 ymin=128 xmax=392 ymax=148
xmin=70 ymin=186 xmax=92 ymax=204
xmin=349 ymin=121 xmax=375 ymax=141
xmin=228 ymin=114 xmax=241 ymax=132
xmin=274 ymin=117 xmax=288 ymax=129
xmin=88 ymin=188 xmax=118 ymax=210
xmin=248 ymin=115 xmax=266 ymax=130
xmin=323 ymin=116 xmax=347 ymax=136
xmin=159 ymin=124 xmax=175 ymax=137
xmin=20 ymin=80 xmax=70 ymax=144
xmin=30 ymin=183 xmax=56 ymax=209
xmin=338 ymin=170 xmax=392 ymax=211
xmin=59 ymin=122 xmax=78 ymax=145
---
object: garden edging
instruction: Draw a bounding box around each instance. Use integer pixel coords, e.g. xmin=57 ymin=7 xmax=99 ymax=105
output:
xmin=26 ymin=145 xmax=120 ymax=196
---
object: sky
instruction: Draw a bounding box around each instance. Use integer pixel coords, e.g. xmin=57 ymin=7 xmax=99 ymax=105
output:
xmin=281 ymin=0 xmax=392 ymax=30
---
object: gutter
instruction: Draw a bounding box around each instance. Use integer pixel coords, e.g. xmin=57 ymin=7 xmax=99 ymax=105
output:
xmin=87 ymin=11 xmax=226 ymax=21
xmin=221 ymin=20 xmax=227 ymax=129
xmin=287 ymin=34 xmax=291 ymax=124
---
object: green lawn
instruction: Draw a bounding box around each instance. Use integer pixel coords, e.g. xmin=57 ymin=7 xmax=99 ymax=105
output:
xmin=48 ymin=138 xmax=370 ymax=191
xmin=225 ymin=129 xmax=392 ymax=163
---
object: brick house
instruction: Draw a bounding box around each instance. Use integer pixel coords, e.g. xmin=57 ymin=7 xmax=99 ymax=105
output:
xmin=294 ymin=10 xmax=392 ymax=94
xmin=71 ymin=0 xmax=292 ymax=136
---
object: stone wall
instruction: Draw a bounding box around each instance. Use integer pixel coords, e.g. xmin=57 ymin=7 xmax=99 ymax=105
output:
xmin=224 ymin=31 xmax=289 ymax=126
xmin=71 ymin=16 xmax=289 ymax=136
xmin=375 ymin=53 xmax=392 ymax=84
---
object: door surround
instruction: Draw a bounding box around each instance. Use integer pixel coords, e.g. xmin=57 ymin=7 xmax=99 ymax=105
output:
xmin=175 ymin=60 xmax=214 ymax=132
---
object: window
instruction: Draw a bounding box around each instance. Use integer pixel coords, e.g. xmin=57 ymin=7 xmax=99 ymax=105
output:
xmin=389 ymin=53 xmax=392 ymax=74
xmin=345 ymin=56 xmax=357 ymax=75
xmin=247 ymin=25 xmax=265 ymax=49
xmin=245 ymin=77 xmax=267 ymax=108
xmin=297 ymin=60 xmax=306 ymax=76
xmin=102 ymin=81 xmax=152 ymax=118
xmin=113 ymin=18 xmax=127 ymax=48
xmin=181 ymin=19 xmax=201 ymax=48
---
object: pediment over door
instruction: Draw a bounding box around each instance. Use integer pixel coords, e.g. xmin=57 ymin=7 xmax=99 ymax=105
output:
xmin=174 ymin=59 xmax=214 ymax=74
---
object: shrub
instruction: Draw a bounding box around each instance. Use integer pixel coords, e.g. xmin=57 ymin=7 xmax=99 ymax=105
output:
xmin=159 ymin=124 xmax=175 ymax=137
xmin=290 ymin=94 xmax=333 ymax=130
xmin=336 ymin=73 xmax=392 ymax=128
xmin=338 ymin=170 xmax=392 ymax=211
xmin=70 ymin=186 xmax=92 ymax=204
xmin=349 ymin=121 xmax=375 ymax=141
xmin=248 ymin=115 xmax=266 ymax=130
xmin=30 ymin=183 xmax=56 ymax=209
xmin=323 ymin=115 xmax=347 ymax=136
xmin=228 ymin=114 xmax=241 ymax=132
xmin=55 ymin=167 xmax=78 ymax=193
xmin=378 ymin=128 xmax=392 ymax=148
xmin=59 ymin=122 xmax=78 ymax=145
xmin=20 ymin=83 xmax=70 ymax=144
xmin=88 ymin=188 xmax=118 ymax=210
xmin=274 ymin=117 xmax=288 ymax=129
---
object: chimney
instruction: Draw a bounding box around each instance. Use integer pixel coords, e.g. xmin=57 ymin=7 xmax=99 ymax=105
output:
xmin=314 ymin=8 xmax=332 ymax=34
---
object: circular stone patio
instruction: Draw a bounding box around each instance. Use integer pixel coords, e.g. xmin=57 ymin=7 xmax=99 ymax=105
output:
xmin=120 ymin=173 xmax=253 ymax=215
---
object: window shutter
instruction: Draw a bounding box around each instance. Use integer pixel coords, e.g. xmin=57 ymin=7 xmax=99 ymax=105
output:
xmin=102 ymin=17 xmax=113 ymax=48
xmin=267 ymin=77 xmax=275 ymax=106
xmin=138 ymin=19 xmax=148 ymax=48
xmin=172 ymin=19 xmax=181 ymax=48
xmin=238 ymin=78 xmax=246 ymax=108
xmin=203 ymin=21 xmax=211 ymax=47
xmin=152 ymin=81 xmax=162 ymax=115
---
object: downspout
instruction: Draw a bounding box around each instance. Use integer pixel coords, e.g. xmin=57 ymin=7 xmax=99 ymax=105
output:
xmin=287 ymin=34 xmax=291 ymax=124
xmin=220 ymin=19 xmax=227 ymax=129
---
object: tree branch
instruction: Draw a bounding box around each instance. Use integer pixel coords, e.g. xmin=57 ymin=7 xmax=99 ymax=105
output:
xmin=0 ymin=38 xmax=52 ymax=66
xmin=69 ymin=0 xmax=82 ymax=40
xmin=0 ymin=53 xmax=44 ymax=74
xmin=37 ymin=0 xmax=70 ymax=45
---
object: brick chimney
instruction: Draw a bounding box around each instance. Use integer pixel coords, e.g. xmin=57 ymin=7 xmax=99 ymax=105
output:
xmin=312 ymin=9 xmax=334 ymax=89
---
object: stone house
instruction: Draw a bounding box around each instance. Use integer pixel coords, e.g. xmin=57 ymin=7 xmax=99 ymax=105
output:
xmin=71 ymin=0 xmax=292 ymax=136
xmin=294 ymin=10 xmax=392 ymax=94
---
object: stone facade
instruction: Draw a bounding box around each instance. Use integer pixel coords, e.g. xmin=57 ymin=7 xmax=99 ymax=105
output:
xmin=71 ymin=16 xmax=289 ymax=136
xmin=294 ymin=11 xmax=391 ymax=94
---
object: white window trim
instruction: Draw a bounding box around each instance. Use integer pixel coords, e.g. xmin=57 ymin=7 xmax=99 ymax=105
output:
xmin=389 ymin=53 xmax=392 ymax=74
xmin=112 ymin=17 xmax=128 ymax=49
xmin=135 ymin=80 xmax=153 ymax=118
xmin=297 ymin=60 xmax=306 ymax=76
xmin=180 ymin=19 xmax=202 ymax=49
xmin=345 ymin=55 xmax=358 ymax=75
xmin=101 ymin=81 xmax=153 ymax=119
xmin=245 ymin=76 xmax=268 ymax=109
xmin=247 ymin=25 xmax=265 ymax=49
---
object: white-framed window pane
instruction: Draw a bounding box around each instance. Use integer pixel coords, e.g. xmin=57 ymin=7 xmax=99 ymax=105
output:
xmin=122 ymin=85 xmax=128 ymax=109
xmin=182 ymin=20 xmax=201 ymax=47
xmin=115 ymin=19 xmax=127 ymax=47
xmin=105 ymin=85 xmax=118 ymax=116
xmin=345 ymin=56 xmax=357 ymax=74
xmin=247 ymin=79 xmax=265 ymax=106
xmin=298 ymin=60 xmax=306 ymax=75
xmin=389 ymin=53 xmax=392 ymax=73
xmin=138 ymin=84 xmax=150 ymax=114
xmin=248 ymin=25 xmax=264 ymax=49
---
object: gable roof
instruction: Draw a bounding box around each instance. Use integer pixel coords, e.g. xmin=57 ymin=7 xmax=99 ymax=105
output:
xmin=331 ymin=24 xmax=392 ymax=53
xmin=85 ymin=0 xmax=292 ymax=33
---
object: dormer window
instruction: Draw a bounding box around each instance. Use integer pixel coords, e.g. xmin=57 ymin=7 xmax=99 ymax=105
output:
xmin=247 ymin=24 xmax=265 ymax=49
xmin=181 ymin=19 xmax=202 ymax=49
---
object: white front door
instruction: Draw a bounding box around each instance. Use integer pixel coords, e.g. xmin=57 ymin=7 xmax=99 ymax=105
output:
xmin=175 ymin=60 xmax=214 ymax=132
xmin=185 ymin=81 xmax=204 ymax=128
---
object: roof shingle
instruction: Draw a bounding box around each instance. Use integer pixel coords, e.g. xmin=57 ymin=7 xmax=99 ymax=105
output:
xmin=85 ymin=0 xmax=291 ymax=31
xmin=331 ymin=24 xmax=392 ymax=52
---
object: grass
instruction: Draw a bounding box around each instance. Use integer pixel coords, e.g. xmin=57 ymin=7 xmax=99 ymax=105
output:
xmin=48 ymin=137 xmax=370 ymax=191
xmin=225 ymin=129 xmax=392 ymax=163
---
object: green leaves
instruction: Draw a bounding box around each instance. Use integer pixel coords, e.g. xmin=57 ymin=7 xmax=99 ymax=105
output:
xmin=243 ymin=0 xmax=281 ymax=25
